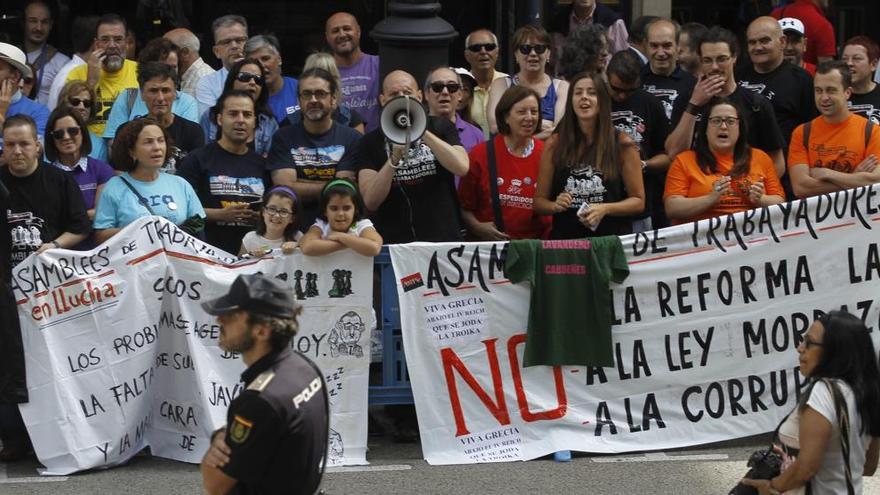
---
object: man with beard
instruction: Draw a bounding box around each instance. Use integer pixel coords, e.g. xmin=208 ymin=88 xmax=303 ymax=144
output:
xmin=788 ymin=61 xmax=880 ymax=198
xmin=463 ymin=29 xmax=507 ymax=137
xmin=21 ymin=0 xmax=70 ymax=106
xmin=843 ymin=36 xmax=880 ymax=125
xmin=244 ymin=35 xmax=299 ymax=124
xmin=779 ymin=18 xmax=815 ymax=77
xmin=178 ymin=90 xmax=266 ymax=254
xmin=424 ymin=67 xmax=484 ymax=153
xmin=641 ymin=18 xmax=695 ymax=123
xmin=737 ymin=16 xmax=815 ymax=147
xmin=65 ymin=14 xmax=137 ymax=137
xmin=326 ymin=12 xmax=380 ymax=132
xmin=197 ymin=15 xmax=248 ymax=116
xmin=677 ymin=22 xmax=706 ymax=78
xmin=133 ymin=62 xmax=204 ymax=174
xmin=267 ymin=68 xmax=359 ymax=231
xmin=200 ymin=273 xmax=328 ymax=495
xmin=666 ymin=26 xmax=786 ymax=177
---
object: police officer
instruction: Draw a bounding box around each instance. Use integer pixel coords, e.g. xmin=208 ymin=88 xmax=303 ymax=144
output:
xmin=200 ymin=273 xmax=328 ymax=495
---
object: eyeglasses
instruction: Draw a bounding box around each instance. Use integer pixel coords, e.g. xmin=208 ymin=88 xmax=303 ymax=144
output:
xmin=803 ymin=337 xmax=824 ymax=349
xmin=96 ymin=36 xmax=125 ymax=45
xmin=299 ymin=89 xmax=331 ymax=100
xmin=708 ymin=116 xmax=739 ymax=128
xmin=700 ymin=55 xmax=732 ymax=66
xmin=68 ymin=97 xmax=92 ymax=107
xmin=518 ymin=44 xmax=548 ymax=55
xmin=264 ymin=206 xmax=292 ymax=218
xmin=429 ymin=82 xmax=461 ymax=94
xmin=235 ymin=71 xmax=264 ymax=85
xmin=467 ymin=43 xmax=497 ymax=53
xmin=51 ymin=127 xmax=81 ymax=140
xmin=216 ymin=36 xmax=248 ymax=47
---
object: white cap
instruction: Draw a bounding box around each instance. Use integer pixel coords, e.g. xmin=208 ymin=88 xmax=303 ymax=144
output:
xmin=452 ymin=67 xmax=477 ymax=86
xmin=778 ymin=17 xmax=805 ymax=37
xmin=0 ymin=43 xmax=32 ymax=79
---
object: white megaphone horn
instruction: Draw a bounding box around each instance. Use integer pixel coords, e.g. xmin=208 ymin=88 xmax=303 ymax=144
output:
xmin=380 ymin=95 xmax=427 ymax=146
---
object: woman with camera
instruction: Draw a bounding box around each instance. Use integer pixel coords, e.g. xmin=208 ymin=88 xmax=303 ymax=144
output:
xmin=742 ymin=311 xmax=880 ymax=494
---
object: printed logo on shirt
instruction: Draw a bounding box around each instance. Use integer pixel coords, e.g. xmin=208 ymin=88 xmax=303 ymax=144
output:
xmin=563 ymin=165 xmax=607 ymax=207
xmin=8 ymin=211 xmax=44 ymax=265
xmin=848 ymin=103 xmax=880 ymax=124
xmin=812 ymin=144 xmax=860 ymax=172
xmin=290 ymin=145 xmax=346 ymax=180
xmin=401 ymin=272 xmax=425 ymax=292
xmin=643 ymin=85 xmax=678 ymax=120
xmin=162 ymin=146 xmax=186 ymax=175
xmin=208 ymin=176 xmax=265 ymax=197
xmin=611 ymin=110 xmax=647 ymax=150
xmin=499 ymin=178 xmax=535 ymax=210
xmin=739 ymin=81 xmax=776 ymax=101
xmin=393 ymin=141 xmax=439 ymax=185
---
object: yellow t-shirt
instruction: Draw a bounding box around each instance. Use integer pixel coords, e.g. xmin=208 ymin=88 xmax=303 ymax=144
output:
xmin=67 ymin=60 xmax=139 ymax=136
xmin=470 ymin=70 xmax=507 ymax=139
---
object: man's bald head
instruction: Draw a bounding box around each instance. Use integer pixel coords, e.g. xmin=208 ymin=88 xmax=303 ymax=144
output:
xmin=326 ymin=12 xmax=362 ymax=58
xmin=380 ymin=70 xmax=422 ymax=105
xmin=746 ymin=16 xmax=786 ymax=72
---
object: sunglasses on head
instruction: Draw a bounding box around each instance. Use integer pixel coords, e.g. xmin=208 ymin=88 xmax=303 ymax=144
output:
xmin=467 ymin=43 xmax=497 ymax=53
xmin=235 ymin=71 xmax=264 ymax=85
xmin=51 ymin=127 xmax=81 ymax=140
xmin=68 ymin=97 xmax=92 ymax=107
xmin=429 ymin=82 xmax=461 ymax=94
xmin=518 ymin=44 xmax=548 ymax=55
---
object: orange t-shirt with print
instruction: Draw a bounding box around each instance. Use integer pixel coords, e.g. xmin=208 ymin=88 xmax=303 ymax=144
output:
xmin=788 ymin=114 xmax=880 ymax=173
xmin=664 ymin=149 xmax=786 ymax=224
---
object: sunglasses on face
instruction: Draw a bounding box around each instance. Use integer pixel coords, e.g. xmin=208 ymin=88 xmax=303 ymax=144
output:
xmin=235 ymin=71 xmax=264 ymax=85
xmin=518 ymin=44 xmax=548 ymax=55
xmin=429 ymin=82 xmax=461 ymax=94
xmin=467 ymin=43 xmax=497 ymax=53
xmin=68 ymin=97 xmax=92 ymax=107
xmin=51 ymin=127 xmax=81 ymax=140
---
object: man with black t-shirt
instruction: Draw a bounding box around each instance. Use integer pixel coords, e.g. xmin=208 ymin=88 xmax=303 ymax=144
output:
xmin=178 ymin=90 xmax=267 ymax=254
xmin=267 ymin=68 xmax=360 ymax=231
xmin=641 ymin=18 xmax=695 ymax=123
xmin=0 ymin=115 xmax=90 ymax=461
xmin=737 ymin=17 xmax=815 ymax=147
xmin=666 ymin=26 xmax=786 ymax=177
xmin=843 ymin=36 xmax=880 ymax=125
xmin=134 ymin=62 xmax=204 ymax=174
xmin=357 ymin=70 xmax=469 ymax=243
xmin=608 ymin=50 xmax=670 ymax=231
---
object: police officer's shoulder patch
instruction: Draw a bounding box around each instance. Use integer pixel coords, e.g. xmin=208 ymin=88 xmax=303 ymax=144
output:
xmin=229 ymin=415 xmax=253 ymax=444
xmin=247 ymin=371 xmax=275 ymax=392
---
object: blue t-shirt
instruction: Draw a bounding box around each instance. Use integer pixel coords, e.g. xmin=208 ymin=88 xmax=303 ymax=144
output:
xmin=88 ymin=131 xmax=108 ymax=161
xmin=0 ymin=92 xmax=50 ymax=149
xmin=268 ymin=77 xmax=300 ymax=124
xmin=102 ymin=89 xmax=200 ymax=139
xmin=94 ymin=172 xmax=205 ymax=229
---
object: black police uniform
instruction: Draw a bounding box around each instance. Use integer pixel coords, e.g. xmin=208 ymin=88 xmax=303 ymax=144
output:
xmin=221 ymin=347 xmax=328 ymax=495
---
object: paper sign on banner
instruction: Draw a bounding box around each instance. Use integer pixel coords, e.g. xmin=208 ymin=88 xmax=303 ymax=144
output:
xmin=390 ymin=185 xmax=880 ymax=465
xmin=12 ymin=217 xmax=371 ymax=475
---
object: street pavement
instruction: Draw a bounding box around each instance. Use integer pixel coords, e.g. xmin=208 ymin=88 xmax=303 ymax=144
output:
xmin=3 ymin=434 xmax=880 ymax=494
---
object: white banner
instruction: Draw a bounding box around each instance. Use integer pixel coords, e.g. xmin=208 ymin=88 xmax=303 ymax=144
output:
xmin=390 ymin=186 xmax=880 ymax=465
xmin=12 ymin=217 xmax=371 ymax=475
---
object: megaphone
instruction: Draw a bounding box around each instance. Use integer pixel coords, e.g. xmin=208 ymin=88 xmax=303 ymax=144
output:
xmin=380 ymin=95 xmax=427 ymax=146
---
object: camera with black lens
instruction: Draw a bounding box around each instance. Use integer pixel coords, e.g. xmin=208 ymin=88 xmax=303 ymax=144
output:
xmin=729 ymin=449 xmax=784 ymax=495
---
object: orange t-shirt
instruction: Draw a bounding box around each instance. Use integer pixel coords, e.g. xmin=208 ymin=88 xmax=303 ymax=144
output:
xmin=788 ymin=114 xmax=880 ymax=173
xmin=664 ymin=149 xmax=786 ymax=224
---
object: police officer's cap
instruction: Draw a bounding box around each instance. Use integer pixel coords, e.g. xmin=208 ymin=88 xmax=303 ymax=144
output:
xmin=202 ymin=273 xmax=299 ymax=319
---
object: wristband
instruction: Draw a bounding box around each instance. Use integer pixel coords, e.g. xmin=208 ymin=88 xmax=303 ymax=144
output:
xmin=52 ymin=240 xmax=61 ymax=249
xmin=685 ymin=102 xmax=700 ymax=116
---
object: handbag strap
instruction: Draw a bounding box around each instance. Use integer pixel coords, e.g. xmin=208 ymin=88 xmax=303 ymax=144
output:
xmin=486 ymin=135 xmax=505 ymax=232
xmin=119 ymin=176 xmax=156 ymax=215
xmin=822 ymin=378 xmax=855 ymax=495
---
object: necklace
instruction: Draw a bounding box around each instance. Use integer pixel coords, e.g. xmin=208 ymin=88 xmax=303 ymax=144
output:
xmin=507 ymin=137 xmax=535 ymax=158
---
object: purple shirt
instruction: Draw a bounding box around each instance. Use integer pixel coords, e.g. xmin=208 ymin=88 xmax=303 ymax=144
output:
xmin=52 ymin=156 xmax=115 ymax=210
xmin=338 ymin=53 xmax=381 ymax=132
xmin=455 ymin=114 xmax=486 ymax=153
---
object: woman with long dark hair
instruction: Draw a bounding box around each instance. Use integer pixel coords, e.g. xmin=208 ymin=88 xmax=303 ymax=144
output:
xmin=533 ymin=71 xmax=644 ymax=238
xmin=743 ymin=311 xmax=880 ymax=494
xmin=664 ymin=97 xmax=784 ymax=224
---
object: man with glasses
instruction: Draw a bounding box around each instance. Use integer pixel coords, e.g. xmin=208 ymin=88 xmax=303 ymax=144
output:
xmin=788 ymin=61 xmax=880 ymax=198
xmin=463 ymin=29 xmax=507 ymax=138
xmin=424 ymin=67 xmax=484 ymax=153
xmin=326 ymin=12 xmax=380 ymax=132
xmin=178 ymin=90 xmax=266 ymax=254
xmin=267 ymin=68 xmax=359 ymax=231
xmin=164 ymin=28 xmax=216 ymax=99
xmin=197 ymin=15 xmax=248 ymax=116
xmin=0 ymin=43 xmax=49 ymax=154
xmin=737 ymin=16 xmax=815 ymax=149
xmin=641 ymin=18 xmax=695 ymax=123
xmin=21 ymin=0 xmax=70 ymax=107
xmin=666 ymin=26 xmax=786 ymax=178
xmin=244 ymin=35 xmax=299 ymax=124
xmin=65 ymin=14 xmax=137 ymax=137
xmin=607 ymin=50 xmax=670 ymax=230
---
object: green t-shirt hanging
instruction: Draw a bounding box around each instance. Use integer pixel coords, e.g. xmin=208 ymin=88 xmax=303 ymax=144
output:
xmin=505 ymin=236 xmax=629 ymax=367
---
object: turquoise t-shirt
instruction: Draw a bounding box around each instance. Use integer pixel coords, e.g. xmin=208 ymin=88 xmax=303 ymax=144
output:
xmin=102 ymin=89 xmax=199 ymax=139
xmin=94 ymin=172 xmax=205 ymax=229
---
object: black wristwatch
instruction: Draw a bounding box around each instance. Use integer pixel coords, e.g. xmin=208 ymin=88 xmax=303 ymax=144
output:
xmin=685 ymin=102 xmax=701 ymax=116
